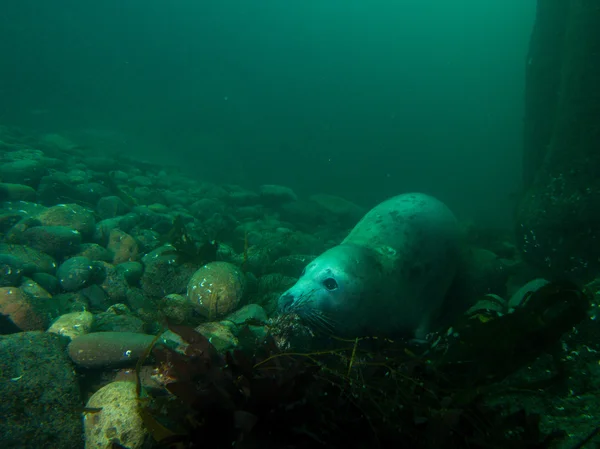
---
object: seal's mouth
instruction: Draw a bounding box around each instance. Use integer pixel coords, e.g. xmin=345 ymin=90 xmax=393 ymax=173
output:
xmin=277 ymin=290 xmax=337 ymax=335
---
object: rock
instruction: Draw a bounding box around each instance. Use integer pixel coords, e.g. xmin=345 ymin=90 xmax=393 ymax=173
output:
xmin=30 ymin=272 xmax=60 ymax=294
xmin=517 ymin=1 xmax=600 ymax=283
xmin=236 ymin=205 xmax=264 ymax=220
xmin=0 ymin=243 xmax=57 ymax=275
xmin=19 ymin=277 xmax=53 ymax=303
xmin=94 ymin=213 xmax=141 ymax=245
xmin=203 ymin=213 xmax=237 ymax=241
xmin=0 ymin=211 xmax=24 ymax=234
xmin=0 ymin=182 xmax=36 ymax=202
xmin=20 ymin=225 xmax=82 ymax=258
xmin=230 ymin=245 xmax=273 ymax=277
xmin=53 ymin=291 xmax=90 ymax=314
xmin=257 ymin=273 xmax=298 ymax=296
xmin=67 ymin=331 xmax=157 ymax=368
xmin=91 ymin=312 xmax=145 ymax=334
xmin=72 ymin=182 xmax=110 ymax=204
xmin=3 ymin=215 xmax=42 ymax=244
xmin=80 ymin=284 xmax=111 ymax=311
xmin=64 ymin=169 xmax=89 ymax=184
xmin=0 ymin=286 xmax=48 ymax=332
xmin=0 ymin=332 xmax=82 ymax=449
xmin=1 ymin=200 xmax=46 ymax=216
xmin=259 ymin=184 xmax=298 ymax=206
xmin=2 ymin=148 xmax=46 ymax=162
xmin=130 ymin=206 xmax=171 ymax=232
xmin=83 ymin=381 xmax=149 ymax=449
xmin=280 ymin=200 xmax=326 ymax=227
xmin=195 ymin=321 xmax=238 ymax=352
xmin=112 ymin=366 xmax=164 ymax=395
xmin=110 ymin=170 xmax=129 ymax=182
xmin=140 ymin=246 xmax=198 ymax=297
xmin=162 ymin=189 xmax=192 ymax=206
xmin=97 ymin=261 xmax=129 ymax=304
xmin=57 ymin=256 xmax=101 ymax=291
xmin=85 ymin=156 xmax=119 ymax=171
xmin=187 ymin=261 xmax=246 ymax=320
xmin=35 ymin=203 xmax=96 ymax=239
xmin=39 ymin=132 xmax=79 ymax=151
xmin=224 ymin=303 xmax=268 ymax=326
xmin=107 ymin=229 xmax=139 ymax=264
xmin=115 ymin=261 xmax=144 ymax=285
xmin=254 ymin=291 xmax=281 ymax=316
xmin=124 ymin=288 xmax=156 ymax=317
xmin=48 ymin=310 xmax=94 ymax=340
xmin=0 ymin=159 xmax=46 ymax=186
xmin=309 ymin=193 xmax=365 ymax=225
xmin=76 ymin=243 xmax=114 ymax=262
xmin=161 ymin=293 xmax=194 ymax=324
xmin=147 ymin=202 xmax=170 ymax=214
xmin=0 ymin=254 xmax=24 ymax=287
xmin=130 ymin=175 xmax=153 ymax=187
xmin=132 ymin=186 xmax=161 ymax=205
xmin=36 ymin=173 xmax=79 ymax=205
xmin=271 ymin=254 xmax=316 ymax=277
xmin=195 ymin=183 xmax=228 ymax=199
xmin=96 ymin=195 xmax=131 ymax=219
xmin=227 ymin=190 xmax=260 ymax=206
xmin=189 ymin=198 xmax=226 ymax=219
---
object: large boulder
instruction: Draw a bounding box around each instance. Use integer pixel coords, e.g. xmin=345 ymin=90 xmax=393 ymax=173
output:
xmin=516 ymin=1 xmax=600 ymax=282
xmin=0 ymin=332 xmax=82 ymax=448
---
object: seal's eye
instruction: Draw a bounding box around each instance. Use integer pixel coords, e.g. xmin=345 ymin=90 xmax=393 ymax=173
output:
xmin=323 ymin=277 xmax=338 ymax=291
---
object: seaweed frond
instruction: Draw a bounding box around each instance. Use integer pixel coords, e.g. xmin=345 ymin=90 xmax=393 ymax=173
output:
xmin=134 ymin=280 xmax=590 ymax=449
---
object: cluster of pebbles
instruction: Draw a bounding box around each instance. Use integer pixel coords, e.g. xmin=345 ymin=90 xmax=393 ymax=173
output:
xmin=0 ymin=128 xmax=372 ymax=448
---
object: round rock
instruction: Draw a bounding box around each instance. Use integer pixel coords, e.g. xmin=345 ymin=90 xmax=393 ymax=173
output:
xmin=186 ymin=261 xmax=246 ymax=320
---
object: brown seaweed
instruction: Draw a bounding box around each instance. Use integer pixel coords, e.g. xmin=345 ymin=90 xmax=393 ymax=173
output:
xmin=135 ymin=280 xmax=590 ymax=449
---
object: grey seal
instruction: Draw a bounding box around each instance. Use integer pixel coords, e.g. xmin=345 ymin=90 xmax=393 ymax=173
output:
xmin=277 ymin=192 xmax=462 ymax=339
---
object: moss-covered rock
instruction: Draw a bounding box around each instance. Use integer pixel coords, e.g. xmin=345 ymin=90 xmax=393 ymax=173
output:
xmin=0 ymin=332 xmax=82 ymax=448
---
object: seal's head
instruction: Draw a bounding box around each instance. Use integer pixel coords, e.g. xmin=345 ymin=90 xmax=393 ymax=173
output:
xmin=277 ymin=244 xmax=382 ymax=336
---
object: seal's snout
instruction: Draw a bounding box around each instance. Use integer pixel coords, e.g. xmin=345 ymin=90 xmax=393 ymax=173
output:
xmin=278 ymin=292 xmax=295 ymax=313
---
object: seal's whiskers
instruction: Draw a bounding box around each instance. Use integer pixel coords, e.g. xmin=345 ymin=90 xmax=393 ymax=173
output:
xmin=304 ymin=309 xmax=337 ymax=334
xmin=285 ymin=288 xmax=337 ymax=334
xmin=288 ymin=289 xmax=318 ymax=310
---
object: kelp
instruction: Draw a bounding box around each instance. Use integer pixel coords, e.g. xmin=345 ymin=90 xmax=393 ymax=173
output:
xmin=430 ymin=280 xmax=590 ymax=389
xmin=135 ymin=280 xmax=591 ymax=449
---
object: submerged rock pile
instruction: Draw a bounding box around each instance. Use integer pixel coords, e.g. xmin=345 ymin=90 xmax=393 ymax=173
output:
xmin=0 ymin=127 xmax=375 ymax=448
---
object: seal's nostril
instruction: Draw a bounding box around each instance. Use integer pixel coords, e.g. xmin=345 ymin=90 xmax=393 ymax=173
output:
xmin=278 ymin=293 xmax=294 ymax=312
